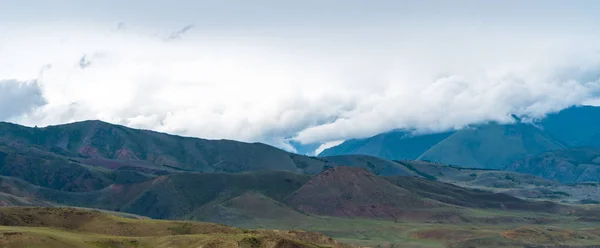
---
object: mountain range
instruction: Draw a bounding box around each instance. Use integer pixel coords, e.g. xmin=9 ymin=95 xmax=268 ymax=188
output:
xmin=321 ymin=105 xmax=600 ymax=181
xmin=2 ymin=106 xmax=600 ymax=247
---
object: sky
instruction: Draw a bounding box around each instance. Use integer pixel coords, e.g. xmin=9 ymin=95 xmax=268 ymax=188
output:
xmin=1 ymin=0 xmax=600 ymax=154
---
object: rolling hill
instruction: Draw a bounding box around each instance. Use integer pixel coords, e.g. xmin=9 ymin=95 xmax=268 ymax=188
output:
xmin=395 ymin=160 xmax=600 ymax=204
xmin=506 ymin=147 xmax=600 ymax=184
xmin=285 ymin=167 xmax=440 ymax=220
xmin=0 ymin=166 xmax=581 ymax=222
xmin=0 ymin=207 xmax=346 ymax=248
xmin=418 ymin=123 xmax=566 ymax=169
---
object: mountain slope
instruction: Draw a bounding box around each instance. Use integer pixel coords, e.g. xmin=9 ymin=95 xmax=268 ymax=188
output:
xmin=0 ymin=121 xmax=423 ymax=177
xmin=540 ymin=105 xmax=600 ymax=148
xmin=320 ymin=106 xmax=600 ymax=172
xmin=418 ymin=123 xmax=566 ymax=169
xmin=0 ymin=144 xmax=153 ymax=192
xmin=506 ymin=147 xmax=600 ymax=184
xmin=319 ymin=155 xmax=418 ymax=176
xmin=319 ymin=130 xmax=454 ymax=160
xmin=285 ymin=167 xmax=445 ymax=219
xmin=382 ymin=176 xmax=563 ymax=212
xmin=395 ymin=160 xmax=600 ymax=204
xmin=0 ymin=121 xmax=322 ymax=173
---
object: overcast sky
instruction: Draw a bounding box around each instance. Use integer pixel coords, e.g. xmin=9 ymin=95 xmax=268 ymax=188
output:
xmin=2 ymin=0 xmax=600 ymax=154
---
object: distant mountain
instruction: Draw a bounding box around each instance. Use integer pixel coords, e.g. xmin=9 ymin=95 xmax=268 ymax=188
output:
xmin=539 ymin=105 xmax=600 ymax=148
xmin=418 ymin=123 xmax=566 ymax=169
xmin=506 ymin=147 xmax=600 ymax=184
xmin=0 ymin=120 xmax=322 ymax=173
xmin=319 ymin=130 xmax=454 ymax=160
xmin=321 ymin=105 xmax=600 ymax=170
xmin=0 ymin=121 xmax=428 ymax=177
xmin=397 ymin=160 xmax=600 ymax=204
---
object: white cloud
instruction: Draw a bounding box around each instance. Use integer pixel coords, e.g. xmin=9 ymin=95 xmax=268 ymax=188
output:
xmin=1 ymin=18 xmax=600 ymax=152
xmin=315 ymin=140 xmax=345 ymax=156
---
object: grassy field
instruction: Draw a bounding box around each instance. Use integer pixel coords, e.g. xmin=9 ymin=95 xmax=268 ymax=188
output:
xmin=0 ymin=207 xmax=346 ymax=248
xmin=2 ymin=207 xmax=600 ymax=248
xmin=225 ymin=208 xmax=600 ymax=248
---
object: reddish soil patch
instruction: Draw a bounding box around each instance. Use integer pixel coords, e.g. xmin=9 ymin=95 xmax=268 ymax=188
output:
xmin=286 ymin=167 xmax=440 ymax=220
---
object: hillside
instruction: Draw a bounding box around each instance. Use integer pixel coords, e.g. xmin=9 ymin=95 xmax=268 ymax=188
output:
xmin=2 ymin=167 xmax=600 ymax=247
xmin=0 ymin=166 xmax=581 ymax=221
xmin=321 ymin=106 xmax=600 ymax=172
xmin=0 ymin=207 xmax=346 ymax=248
xmin=319 ymin=130 xmax=454 ymax=160
xmin=418 ymin=123 xmax=566 ymax=169
xmin=0 ymin=120 xmax=326 ymax=173
xmin=0 ymin=121 xmax=425 ymax=179
xmin=318 ymin=155 xmax=418 ymax=176
xmin=540 ymin=106 xmax=600 ymax=148
xmin=285 ymin=167 xmax=440 ymax=220
xmin=506 ymin=147 xmax=600 ymax=184
xmin=396 ymin=160 xmax=600 ymax=204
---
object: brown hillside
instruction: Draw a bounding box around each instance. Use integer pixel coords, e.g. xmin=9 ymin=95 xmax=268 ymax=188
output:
xmin=0 ymin=207 xmax=349 ymax=248
xmin=285 ymin=167 xmax=441 ymax=219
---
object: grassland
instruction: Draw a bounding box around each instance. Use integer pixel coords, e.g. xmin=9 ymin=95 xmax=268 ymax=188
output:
xmin=0 ymin=207 xmax=347 ymax=248
xmin=224 ymin=207 xmax=600 ymax=248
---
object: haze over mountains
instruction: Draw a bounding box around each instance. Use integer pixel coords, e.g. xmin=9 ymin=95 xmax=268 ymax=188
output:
xmin=321 ymin=106 xmax=600 ymax=181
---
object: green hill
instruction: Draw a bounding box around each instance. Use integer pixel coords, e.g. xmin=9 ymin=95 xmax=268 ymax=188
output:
xmin=540 ymin=105 xmax=600 ymax=148
xmin=319 ymin=130 xmax=453 ymax=160
xmin=506 ymin=147 xmax=600 ymax=184
xmin=418 ymin=123 xmax=566 ymax=169
xmin=320 ymin=106 xmax=600 ymax=172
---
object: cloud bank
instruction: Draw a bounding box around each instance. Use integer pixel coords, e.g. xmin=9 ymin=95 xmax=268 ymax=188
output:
xmin=2 ymin=2 xmax=600 ymax=153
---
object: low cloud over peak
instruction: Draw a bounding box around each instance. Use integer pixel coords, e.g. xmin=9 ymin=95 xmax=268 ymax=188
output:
xmin=2 ymin=1 xmax=600 ymax=154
